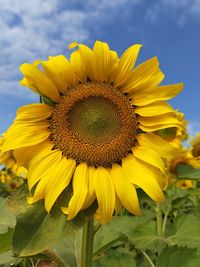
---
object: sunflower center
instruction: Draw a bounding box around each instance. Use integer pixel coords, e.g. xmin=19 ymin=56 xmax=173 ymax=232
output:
xmin=49 ymin=82 xmax=138 ymax=167
xmin=192 ymin=143 xmax=200 ymax=157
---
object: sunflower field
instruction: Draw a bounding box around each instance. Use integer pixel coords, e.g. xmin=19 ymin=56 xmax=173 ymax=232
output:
xmin=1 ymin=41 xmax=200 ymax=267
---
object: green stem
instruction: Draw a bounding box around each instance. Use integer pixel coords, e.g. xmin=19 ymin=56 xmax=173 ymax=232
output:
xmin=141 ymin=250 xmax=156 ymax=267
xmin=162 ymin=205 xmax=170 ymax=236
xmin=156 ymin=203 xmax=163 ymax=236
xmin=23 ymin=258 xmax=29 ymax=267
xmin=80 ymin=217 xmax=94 ymax=267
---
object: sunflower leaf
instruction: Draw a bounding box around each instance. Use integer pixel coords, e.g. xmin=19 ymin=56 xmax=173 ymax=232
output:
xmin=167 ymin=215 xmax=200 ymax=249
xmin=176 ymin=164 xmax=200 ymax=180
xmin=0 ymin=197 xmax=16 ymax=234
xmin=9 ymin=183 xmax=96 ymax=258
xmin=93 ymin=247 xmax=136 ymax=267
xmin=156 ymin=246 xmax=198 ymax=267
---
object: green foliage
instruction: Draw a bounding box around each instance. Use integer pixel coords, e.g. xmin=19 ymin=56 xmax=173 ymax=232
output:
xmin=94 ymin=247 xmax=136 ymax=267
xmin=1 ymin=165 xmax=200 ymax=267
xmin=177 ymin=164 xmax=200 ymax=179
xmin=8 ymin=183 xmax=96 ymax=259
xmin=156 ymin=246 xmax=198 ymax=267
xmin=168 ymin=215 xmax=200 ymax=248
xmin=0 ymin=197 xmax=16 ymax=234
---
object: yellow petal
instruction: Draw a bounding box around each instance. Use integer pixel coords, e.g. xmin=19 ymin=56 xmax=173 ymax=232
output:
xmin=135 ymin=101 xmax=174 ymax=117
xmin=20 ymin=63 xmax=60 ymax=102
xmin=28 ymin=150 xmax=62 ymax=204
xmin=66 ymin=163 xmax=89 ymax=220
xmin=93 ymin=167 xmax=115 ymax=224
xmin=45 ymin=158 xmax=76 ymax=212
xmin=28 ymin=147 xmax=62 ymax=190
xmin=131 ymin=83 xmax=183 ymax=106
xmin=20 ymin=77 xmax=39 ymax=94
xmin=69 ymin=42 xmax=93 ymax=79
xmin=70 ymin=50 xmax=86 ymax=82
xmin=137 ymin=133 xmax=180 ymax=159
xmin=92 ymin=40 xmax=112 ymax=82
xmin=15 ymin=103 xmax=53 ymax=122
xmin=82 ymin=166 xmax=96 ymax=210
xmin=110 ymin=164 xmax=141 ymax=215
xmin=132 ymin=146 xmax=165 ymax=173
xmin=114 ymin=44 xmax=142 ymax=86
xmin=13 ymin=141 xmax=49 ymax=167
xmin=114 ymin=194 xmax=123 ymax=213
xmin=122 ymin=155 xmax=165 ymax=202
xmin=139 ymin=113 xmax=183 ymax=127
xmin=42 ymin=55 xmax=76 ymax=92
xmin=2 ymin=122 xmax=49 ymax=152
xmin=121 ymin=56 xmax=160 ymax=93
xmin=68 ymin=42 xmax=79 ymax=49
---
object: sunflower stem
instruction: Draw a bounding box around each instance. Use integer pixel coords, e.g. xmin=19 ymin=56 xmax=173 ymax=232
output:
xmin=80 ymin=217 xmax=94 ymax=267
xmin=156 ymin=202 xmax=163 ymax=236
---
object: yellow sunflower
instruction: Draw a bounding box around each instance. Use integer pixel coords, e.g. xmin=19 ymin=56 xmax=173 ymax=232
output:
xmin=1 ymin=41 xmax=184 ymax=223
xmin=0 ymin=137 xmax=27 ymax=177
xmin=155 ymin=111 xmax=187 ymax=149
xmin=166 ymin=146 xmax=200 ymax=188
xmin=191 ymin=134 xmax=200 ymax=158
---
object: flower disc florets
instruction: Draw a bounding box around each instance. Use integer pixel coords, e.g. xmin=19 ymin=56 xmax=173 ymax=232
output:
xmin=49 ymin=82 xmax=138 ymax=167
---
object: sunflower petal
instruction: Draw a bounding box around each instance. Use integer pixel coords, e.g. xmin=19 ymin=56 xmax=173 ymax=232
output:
xmin=114 ymin=44 xmax=142 ymax=86
xmin=20 ymin=63 xmax=60 ymax=102
xmin=45 ymin=158 xmax=76 ymax=212
xmin=135 ymin=101 xmax=174 ymax=117
xmin=93 ymin=167 xmax=115 ymax=224
xmin=82 ymin=166 xmax=96 ymax=210
xmin=137 ymin=133 xmax=180 ymax=159
xmin=121 ymin=56 xmax=160 ymax=93
xmin=133 ymin=146 xmax=165 ymax=173
xmin=70 ymin=50 xmax=86 ymax=82
xmin=28 ymin=147 xmax=62 ymax=190
xmin=122 ymin=155 xmax=165 ymax=202
xmin=66 ymin=163 xmax=89 ymax=220
xmin=69 ymin=42 xmax=93 ymax=79
xmin=110 ymin=164 xmax=141 ymax=215
xmin=92 ymin=41 xmax=111 ymax=82
xmin=2 ymin=122 xmax=49 ymax=152
xmin=15 ymin=103 xmax=53 ymax=122
xmin=42 ymin=55 xmax=76 ymax=92
xmin=132 ymin=83 xmax=183 ymax=106
xmin=139 ymin=113 xmax=183 ymax=127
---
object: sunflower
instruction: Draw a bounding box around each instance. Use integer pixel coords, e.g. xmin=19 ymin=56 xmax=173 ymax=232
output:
xmin=1 ymin=41 xmax=184 ymax=223
xmin=0 ymin=137 xmax=27 ymax=177
xmin=191 ymin=133 xmax=200 ymax=158
xmin=166 ymin=146 xmax=200 ymax=188
xmin=155 ymin=111 xmax=187 ymax=149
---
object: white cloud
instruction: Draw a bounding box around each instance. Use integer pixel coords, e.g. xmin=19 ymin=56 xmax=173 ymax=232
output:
xmin=145 ymin=0 xmax=200 ymax=25
xmin=187 ymin=121 xmax=200 ymax=137
xmin=0 ymin=0 xmax=136 ymax=99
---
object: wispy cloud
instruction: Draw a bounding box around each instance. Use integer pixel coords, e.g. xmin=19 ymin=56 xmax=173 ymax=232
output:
xmin=145 ymin=0 xmax=200 ymax=26
xmin=187 ymin=121 xmax=200 ymax=137
xmin=0 ymin=0 xmax=137 ymax=99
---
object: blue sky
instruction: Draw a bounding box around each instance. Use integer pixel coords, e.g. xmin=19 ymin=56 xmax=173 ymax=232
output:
xmin=0 ymin=0 xmax=200 ymax=136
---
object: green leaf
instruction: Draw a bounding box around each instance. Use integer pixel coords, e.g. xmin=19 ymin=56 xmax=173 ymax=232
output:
xmin=177 ymin=164 xmax=200 ymax=180
xmin=94 ymin=247 xmax=136 ymax=267
xmin=0 ymin=229 xmax=13 ymax=254
xmin=9 ymin=183 xmax=97 ymax=257
xmin=45 ymin=233 xmax=77 ymax=267
xmin=93 ymin=214 xmax=152 ymax=257
xmin=40 ymin=95 xmax=56 ymax=106
xmin=156 ymin=246 xmax=197 ymax=267
xmin=168 ymin=215 xmax=200 ymax=248
xmin=93 ymin=219 xmax=127 ymax=256
xmin=0 ymin=197 xmax=16 ymax=234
